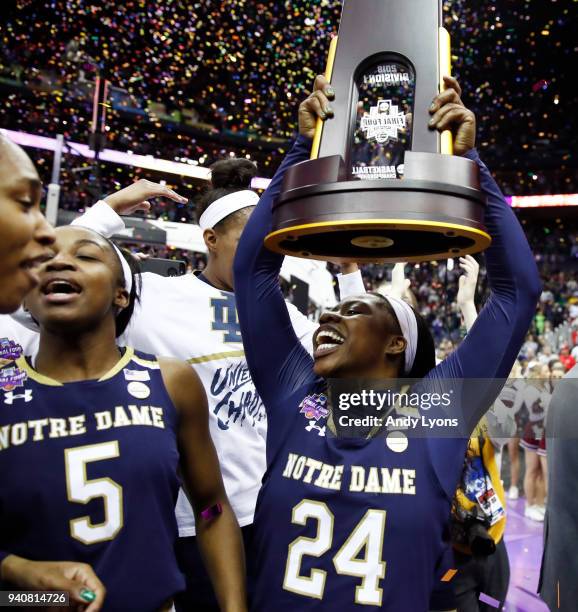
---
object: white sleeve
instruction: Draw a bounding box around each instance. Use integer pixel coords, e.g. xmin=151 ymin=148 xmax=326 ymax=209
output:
xmin=71 ymin=200 xmax=125 ymax=238
xmin=337 ymin=270 xmax=366 ymax=299
xmin=285 ymin=270 xmax=366 ymax=356
xmin=285 ymin=301 xmax=316 ymax=356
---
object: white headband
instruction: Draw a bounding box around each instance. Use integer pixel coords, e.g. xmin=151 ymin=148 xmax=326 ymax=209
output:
xmin=111 ymin=243 xmax=133 ymax=295
xmin=199 ymin=190 xmax=259 ymax=230
xmin=384 ymin=295 xmax=418 ymax=374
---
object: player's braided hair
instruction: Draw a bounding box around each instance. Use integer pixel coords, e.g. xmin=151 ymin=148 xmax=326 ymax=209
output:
xmin=197 ymin=157 xmax=258 ymax=231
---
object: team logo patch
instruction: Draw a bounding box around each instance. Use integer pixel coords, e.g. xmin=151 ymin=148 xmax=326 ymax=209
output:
xmin=385 ymin=430 xmax=408 ymax=453
xmin=0 ymin=367 xmax=27 ymax=391
xmin=0 ymin=339 xmax=23 ymax=361
xmin=299 ymin=393 xmax=328 ymax=421
xmin=305 ymin=420 xmax=326 ymax=437
xmin=127 ymin=381 xmax=150 ymax=399
xmin=360 ymin=99 xmax=406 ymax=143
xmin=4 ymin=389 xmax=33 ymax=405
xmin=211 ymin=293 xmax=243 ymax=343
xmin=123 ymin=368 xmax=151 ymax=382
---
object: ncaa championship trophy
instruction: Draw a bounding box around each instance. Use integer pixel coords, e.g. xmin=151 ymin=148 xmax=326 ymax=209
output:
xmin=265 ymin=0 xmax=491 ymax=263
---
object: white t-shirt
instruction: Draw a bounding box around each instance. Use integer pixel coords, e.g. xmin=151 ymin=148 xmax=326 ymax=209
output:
xmin=0 ymin=202 xmax=361 ymax=536
xmin=123 ymin=271 xmax=316 ymax=535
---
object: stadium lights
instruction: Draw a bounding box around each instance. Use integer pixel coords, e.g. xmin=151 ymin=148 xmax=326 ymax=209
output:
xmin=0 ymin=128 xmax=272 ymax=191
xmin=507 ymin=194 xmax=578 ymax=208
xmin=2 ymin=128 xmax=576 ymax=206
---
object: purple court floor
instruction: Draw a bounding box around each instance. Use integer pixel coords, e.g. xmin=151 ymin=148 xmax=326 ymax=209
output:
xmin=503 ymin=498 xmax=548 ymax=612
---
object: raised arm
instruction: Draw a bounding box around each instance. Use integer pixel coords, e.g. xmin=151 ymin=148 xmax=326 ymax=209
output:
xmin=72 ymin=179 xmax=187 ymax=236
xmin=428 ymin=78 xmax=541 ymax=425
xmin=233 ymin=77 xmax=335 ymax=408
xmin=456 ymin=255 xmax=480 ymax=332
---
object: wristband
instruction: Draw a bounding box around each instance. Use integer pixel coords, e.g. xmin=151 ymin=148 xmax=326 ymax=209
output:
xmin=200 ymin=502 xmax=223 ymax=522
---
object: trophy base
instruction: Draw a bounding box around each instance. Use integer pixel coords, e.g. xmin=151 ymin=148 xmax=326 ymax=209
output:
xmin=265 ymin=153 xmax=490 ymax=264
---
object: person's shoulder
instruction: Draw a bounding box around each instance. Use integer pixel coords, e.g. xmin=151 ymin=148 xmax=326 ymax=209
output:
xmin=140 ymin=270 xmax=205 ymax=298
xmin=158 ymin=356 xmax=197 ymax=382
xmin=128 ymin=349 xmax=161 ymax=370
xmin=140 ymin=271 xmax=179 ymax=286
xmin=138 ymin=271 xmax=173 ymax=297
xmin=157 ymin=356 xmax=205 ymax=411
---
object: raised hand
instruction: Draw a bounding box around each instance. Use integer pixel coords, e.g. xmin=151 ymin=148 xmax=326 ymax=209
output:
xmin=103 ymin=179 xmax=188 ymax=216
xmin=298 ymin=75 xmax=335 ymax=139
xmin=428 ymin=75 xmax=476 ymax=156
xmin=456 ymin=255 xmax=480 ymax=307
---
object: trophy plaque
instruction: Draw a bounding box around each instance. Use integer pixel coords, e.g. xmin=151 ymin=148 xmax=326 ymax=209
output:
xmin=264 ymin=0 xmax=491 ymax=263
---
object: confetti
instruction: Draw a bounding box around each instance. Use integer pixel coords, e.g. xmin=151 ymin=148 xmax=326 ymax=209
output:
xmin=0 ymin=0 xmax=575 ymax=349
xmin=478 ymin=592 xmax=501 ymax=608
xmin=0 ymin=0 xmax=573 ymax=217
xmin=441 ymin=568 xmax=458 ymax=582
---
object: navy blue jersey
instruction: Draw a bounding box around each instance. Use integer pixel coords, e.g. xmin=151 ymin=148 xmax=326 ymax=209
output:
xmin=254 ymin=389 xmax=457 ymax=611
xmin=233 ymin=136 xmax=540 ymax=610
xmin=0 ymin=348 xmax=185 ymax=611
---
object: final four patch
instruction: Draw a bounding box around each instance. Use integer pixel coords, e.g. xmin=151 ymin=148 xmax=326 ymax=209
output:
xmin=0 ymin=367 xmax=27 ymax=391
xmin=299 ymin=393 xmax=329 ymax=421
xmin=0 ymin=339 xmax=23 ymax=361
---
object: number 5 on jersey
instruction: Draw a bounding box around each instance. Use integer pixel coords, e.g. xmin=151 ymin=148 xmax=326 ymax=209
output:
xmin=65 ymin=441 xmax=123 ymax=545
xmin=283 ymin=499 xmax=387 ymax=605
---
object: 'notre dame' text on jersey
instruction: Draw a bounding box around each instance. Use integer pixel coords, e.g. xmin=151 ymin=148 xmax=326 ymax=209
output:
xmin=0 ymin=348 xmax=184 ymax=612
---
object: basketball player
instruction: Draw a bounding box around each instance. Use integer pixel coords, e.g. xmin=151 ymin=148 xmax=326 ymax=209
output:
xmin=3 ymin=150 xmax=362 ymax=610
xmin=0 ymin=133 xmax=55 ymax=313
xmin=232 ymin=75 xmax=540 ymax=610
xmin=0 ymin=225 xmax=246 ymax=611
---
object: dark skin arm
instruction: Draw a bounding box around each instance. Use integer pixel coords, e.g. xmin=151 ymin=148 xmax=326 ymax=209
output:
xmin=159 ymin=358 xmax=247 ymax=612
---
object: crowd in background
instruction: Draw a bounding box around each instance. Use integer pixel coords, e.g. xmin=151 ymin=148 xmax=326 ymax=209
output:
xmin=1 ymin=0 xmax=576 ymax=222
xmin=127 ymin=237 xmax=578 ymax=379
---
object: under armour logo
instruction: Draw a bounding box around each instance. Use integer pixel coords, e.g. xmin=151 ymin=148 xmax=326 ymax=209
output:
xmin=305 ymin=420 xmax=326 ymax=436
xmin=4 ymin=389 xmax=33 ymax=405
